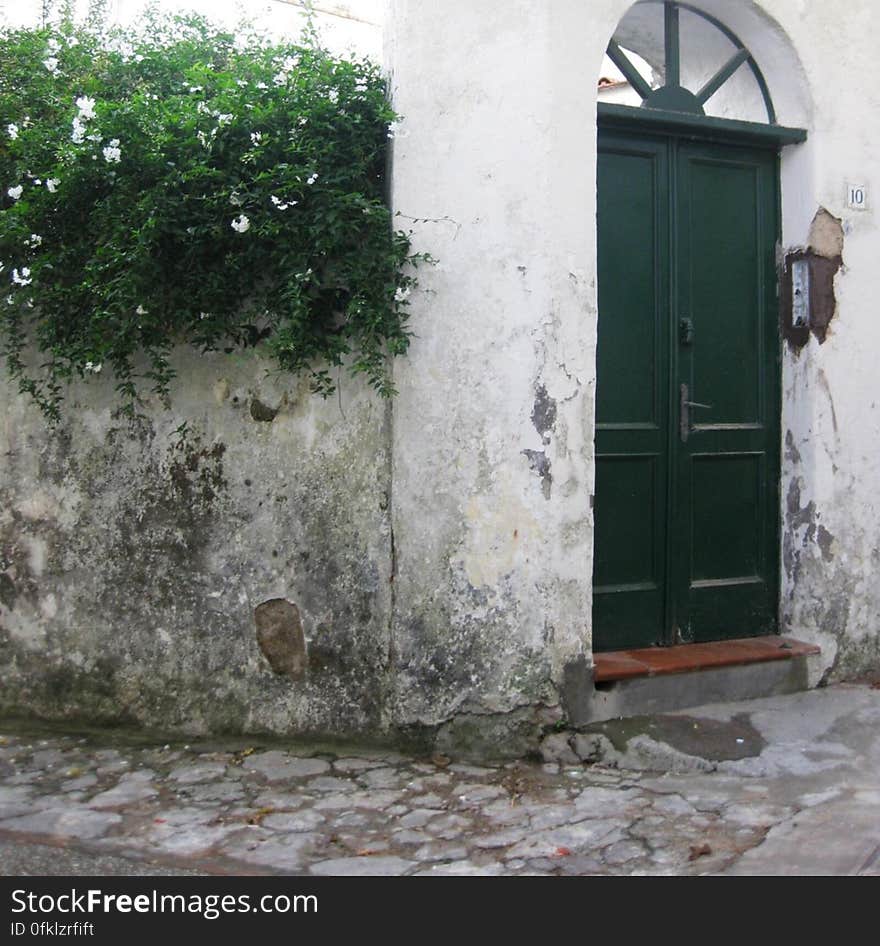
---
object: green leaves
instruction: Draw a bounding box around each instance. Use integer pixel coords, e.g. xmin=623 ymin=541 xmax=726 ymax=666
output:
xmin=0 ymin=12 xmax=423 ymax=420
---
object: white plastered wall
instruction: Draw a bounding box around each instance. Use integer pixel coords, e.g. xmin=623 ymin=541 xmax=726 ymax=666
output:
xmin=386 ymin=0 xmax=607 ymax=728
xmin=387 ymin=0 xmax=880 ymax=723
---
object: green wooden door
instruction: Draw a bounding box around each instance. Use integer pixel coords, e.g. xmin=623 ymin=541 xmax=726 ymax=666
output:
xmin=593 ymin=128 xmax=780 ymax=652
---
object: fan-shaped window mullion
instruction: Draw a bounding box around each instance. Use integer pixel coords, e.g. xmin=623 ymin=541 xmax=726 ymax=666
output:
xmin=607 ymin=0 xmax=778 ymax=125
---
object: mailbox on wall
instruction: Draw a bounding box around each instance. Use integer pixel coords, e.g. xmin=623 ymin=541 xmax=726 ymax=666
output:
xmin=781 ymin=249 xmax=842 ymax=348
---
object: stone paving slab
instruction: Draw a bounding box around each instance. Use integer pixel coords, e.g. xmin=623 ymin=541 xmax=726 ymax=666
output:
xmin=0 ymin=684 xmax=878 ymax=876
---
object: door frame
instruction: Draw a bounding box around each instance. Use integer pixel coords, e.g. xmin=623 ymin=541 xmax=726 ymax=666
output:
xmin=593 ymin=105 xmax=793 ymax=652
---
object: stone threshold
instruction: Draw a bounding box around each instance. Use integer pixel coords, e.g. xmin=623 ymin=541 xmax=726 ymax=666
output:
xmin=593 ymin=635 xmax=820 ymax=685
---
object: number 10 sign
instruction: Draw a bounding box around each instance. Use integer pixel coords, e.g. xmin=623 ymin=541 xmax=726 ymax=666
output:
xmin=846 ymin=183 xmax=868 ymax=210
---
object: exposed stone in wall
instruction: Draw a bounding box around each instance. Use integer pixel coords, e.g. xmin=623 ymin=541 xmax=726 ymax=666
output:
xmin=254 ymin=598 xmax=307 ymax=679
xmin=808 ymin=207 xmax=845 ymax=260
xmin=250 ymin=397 xmax=279 ymax=423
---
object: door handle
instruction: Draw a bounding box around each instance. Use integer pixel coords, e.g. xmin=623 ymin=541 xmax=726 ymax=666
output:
xmin=679 ymin=317 xmax=695 ymax=346
xmin=680 ymin=383 xmax=713 ymax=442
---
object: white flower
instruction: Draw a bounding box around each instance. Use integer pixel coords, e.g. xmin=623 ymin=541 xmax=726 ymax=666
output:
xmin=12 ymin=267 xmax=32 ymax=286
xmin=216 ymin=113 xmax=233 ymax=126
xmin=199 ymin=311 xmax=210 ymax=320
xmin=84 ymin=361 xmax=102 ymax=374
xmin=75 ymin=96 xmax=96 ymax=120
xmin=250 ymin=131 xmax=262 ymax=145
xmin=255 ymin=81 xmax=268 ymax=90
xmin=46 ymin=179 xmax=60 ymax=193
xmin=5 ymin=295 xmax=13 ymax=305
xmin=7 ymin=185 xmax=23 ymax=200
xmin=25 ymin=234 xmax=42 ymax=248
xmin=231 ymin=214 xmax=250 ymax=233
xmin=108 ymin=37 xmax=135 ymax=60
xmin=271 ymin=195 xmax=296 ymax=211
xmin=135 ymin=305 xmax=148 ymax=315
xmin=328 ymin=89 xmax=339 ymax=104
xmin=306 ymin=173 xmax=318 ymax=185
xmin=47 ymin=38 xmax=61 ymax=54
xmin=395 ymin=286 xmax=411 ymax=303
xmin=71 ymin=117 xmax=86 ymax=143
xmin=229 ymin=191 xmax=244 ymax=206
xmin=7 ymin=123 xmax=18 ymax=140
xmin=102 ymin=139 xmax=122 ymax=164
xmin=43 ymin=57 xmax=59 ymax=74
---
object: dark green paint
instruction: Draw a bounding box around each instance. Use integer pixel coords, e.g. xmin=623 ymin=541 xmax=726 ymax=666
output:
xmin=620 ymin=1 xmax=778 ymax=124
xmin=663 ymin=2 xmax=680 ymax=88
xmin=598 ymin=104 xmax=806 ymax=147
xmin=593 ymin=126 xmax=781 ymax=651
xmin=607 ymin=39 xmax=654 ymax=102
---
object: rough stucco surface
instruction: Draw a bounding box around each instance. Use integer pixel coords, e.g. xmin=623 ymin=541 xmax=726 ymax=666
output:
xmin=386 ymin=0 xmax=880 ymax=715
xmin=386 ymin=0 xmax=599 ymax=746
xmin=0 ymin=349 xmax=395 ymax=741
xmin=762 ymin=0 xmax=880 ymax=682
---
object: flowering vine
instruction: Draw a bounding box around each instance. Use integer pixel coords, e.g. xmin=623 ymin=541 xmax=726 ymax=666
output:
xmin=0 ymin=12 xmax=425 ymax=421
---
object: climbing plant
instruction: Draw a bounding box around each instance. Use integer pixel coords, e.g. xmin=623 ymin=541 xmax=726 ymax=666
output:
xmin=0 ymin=9 xmax=423 ymax=421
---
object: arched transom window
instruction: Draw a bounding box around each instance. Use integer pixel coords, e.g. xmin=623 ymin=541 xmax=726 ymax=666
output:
xmin=603 ymin=1 xmax=784 ymax=128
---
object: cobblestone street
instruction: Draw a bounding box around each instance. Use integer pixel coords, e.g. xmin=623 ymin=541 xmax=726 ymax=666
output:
xmin=2 ymin=685 xmax=879 ymax=876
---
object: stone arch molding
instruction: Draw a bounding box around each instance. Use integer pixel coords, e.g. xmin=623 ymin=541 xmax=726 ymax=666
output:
xmin=603 ymin=0 xmax=812 ymax=130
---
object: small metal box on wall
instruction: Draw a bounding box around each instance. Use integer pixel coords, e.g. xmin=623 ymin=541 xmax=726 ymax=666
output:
xmin=780 ymin=249 xmax=842 ymax=348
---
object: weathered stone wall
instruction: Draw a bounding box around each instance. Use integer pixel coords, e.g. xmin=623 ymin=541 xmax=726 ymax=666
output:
xmin=3 ymin=0 xmax=880 ymax=758
xmin=0 ymin=347 xmax=396 ymax=741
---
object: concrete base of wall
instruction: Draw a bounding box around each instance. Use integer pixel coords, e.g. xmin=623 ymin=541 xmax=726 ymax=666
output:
xmin=571 ymin=654 xmax=822 ymax=726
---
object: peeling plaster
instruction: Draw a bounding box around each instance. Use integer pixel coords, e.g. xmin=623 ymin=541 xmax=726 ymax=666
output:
xmin=522 ymin=449 xmax=552 ymax=499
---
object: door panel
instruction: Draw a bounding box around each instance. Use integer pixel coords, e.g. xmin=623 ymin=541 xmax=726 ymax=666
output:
xmin=674 ymin=141 xmax=779 ymax=644
xmin=594 ymin=135 xmax=670 ymax=650
xmin=593 ymin=455 xmax=658 ymax=588
xmin=686 ymin=159 xmax=762 ymax=425
xmin=690 ymin=452 xmax=761 ymax=582
xmin=593 ymin=129 xmax=779 ymax=652
xmin=595 ymin=146 xmax=665 ymax=428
